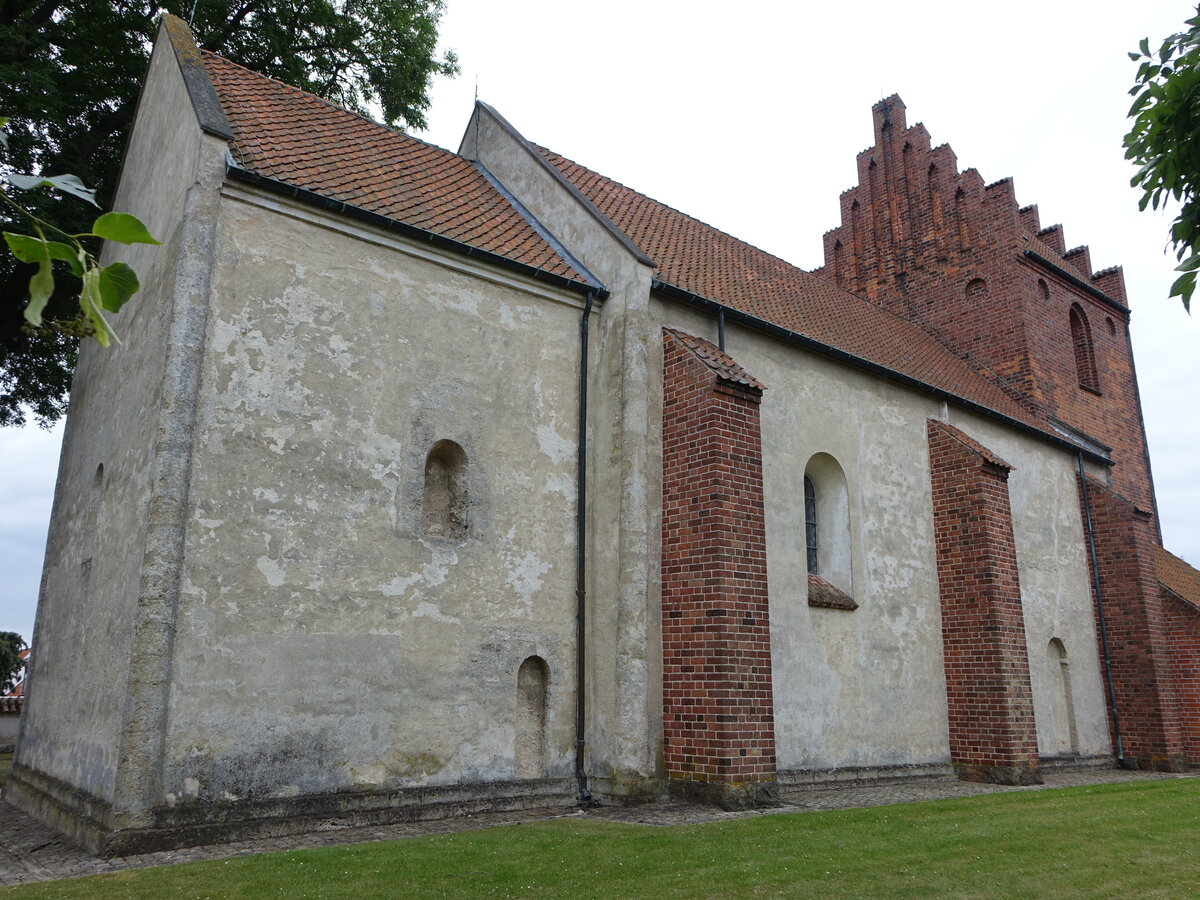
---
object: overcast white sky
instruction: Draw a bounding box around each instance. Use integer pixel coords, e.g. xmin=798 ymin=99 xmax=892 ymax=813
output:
xmin=2 ymin=0 xmax=1198 ymax=643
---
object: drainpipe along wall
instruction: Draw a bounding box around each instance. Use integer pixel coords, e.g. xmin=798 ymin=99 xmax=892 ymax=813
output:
xmin=1077 ymin=452 xmax=1131 ymax=767
xmin=575 ymin=291 xmax=596 ymax=800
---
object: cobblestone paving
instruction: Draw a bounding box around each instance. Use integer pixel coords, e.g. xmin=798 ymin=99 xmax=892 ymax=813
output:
xmin=0 ymin=768 xmax=1193 ymax=887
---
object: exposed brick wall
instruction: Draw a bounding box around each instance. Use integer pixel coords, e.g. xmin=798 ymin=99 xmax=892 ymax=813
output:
xmin=1078 ymin=475 xmax=1185 ymax=770
xmin=1163 ymin=589 xmax=1200 ymax=765
xmin=927 ymin=420 xmax=1041 ymax=785
xmin=815 ymin=96 xmax=1156 ymax=514
xmin=660 ymin=329 xmax=777 ymax=807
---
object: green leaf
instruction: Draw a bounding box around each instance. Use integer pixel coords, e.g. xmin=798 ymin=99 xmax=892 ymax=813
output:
xmin=1176 ymin=253 xmax=1200 ymax=272
xmin=22 ymin=242 xmax=53 ymax=327
xmin=97 ymin=262 xmax=139 ymax=312
xmin=90 ymin=212 xmax=159 ymax=245
xmin=4 ymin=233 xmax=85 ymax=276
xmin=1141 ymin=37 xmax=1151 ymax=57
xmin=78 ymin=267 xmax=116 ymax=348
xmin=5 ymin=173 xmax=98 ymax=206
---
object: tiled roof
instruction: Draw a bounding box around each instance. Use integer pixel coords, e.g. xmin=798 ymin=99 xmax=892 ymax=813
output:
xmin=199 ymin=54 xmax=589 ymax=286
xmin=928 ymin=419 xmax=1014 ymax=470
xmin=1158 ymin=546 xmax=1200 ymax=610
xmin=538 ymin=148 xmax=1051 ymax=433
xmin=664 ymin=328 xmax=765 ymax=391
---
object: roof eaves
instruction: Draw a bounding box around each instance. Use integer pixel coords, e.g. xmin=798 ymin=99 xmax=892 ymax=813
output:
xmin=473 ymin=161 xmax=606 ymax=293
xmin=225 ymin=158 xmax=606 ymax=301
xmin=652 ymin=278 xmax=1108 ymax=465
xmin=162 ymin=15 xmax=233 ymax=140
xmin=473 ymin=101 xmax=655 ymax=268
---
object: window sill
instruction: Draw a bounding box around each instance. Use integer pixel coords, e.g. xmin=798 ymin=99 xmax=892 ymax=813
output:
xmin=1078 ymin=383 xmax=1102 ymax=397
xmin=807 ymin=574 xmax=858 ymax=611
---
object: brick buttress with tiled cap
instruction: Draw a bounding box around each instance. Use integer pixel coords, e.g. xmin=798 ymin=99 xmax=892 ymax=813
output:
xmin=660 ymin=329 xmax=779 ymax=809
xmin=1079 ymin=479 xmax=1186 ymax=770
xmin=927 ymin=420 xmax=1041 ymax=785
xmin=1158 ymin=547 xmax=1200 ymax=766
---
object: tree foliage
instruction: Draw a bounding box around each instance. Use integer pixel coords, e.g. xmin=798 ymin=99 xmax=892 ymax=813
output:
xmin=0 ymin=631 xmax=25 ymax=695
xmin=1125 ymin=7 xmax=1200 ymax=313
xmin=0 ymin=1 xmax=458 ymax=427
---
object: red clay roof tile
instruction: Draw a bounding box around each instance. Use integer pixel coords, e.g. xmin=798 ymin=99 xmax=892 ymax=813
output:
xmin=1158 ymin=546 xmax=1200 ymax=609
xmin=664 ymin=328 xmax=765 ymax=391
xmin=539 ymin=147 xmax=1056 ymax=436
xmin=200 ymin=53 xmax=588 ymax=286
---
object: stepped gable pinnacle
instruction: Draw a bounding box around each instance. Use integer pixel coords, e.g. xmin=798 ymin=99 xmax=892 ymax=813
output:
xmin=538 ymin=147 xmax=1051 ymax=438
xmin=199 ymin=53 xmax=588 ymax=286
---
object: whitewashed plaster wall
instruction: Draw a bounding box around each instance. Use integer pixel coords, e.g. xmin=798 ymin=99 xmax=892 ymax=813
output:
xmin=16 ymin=36 xmax=222 ymax=803
xmin=954 ymin=411 xmax=1112 ymax=759
xmin=160 ymin=187 xmax=587 ymax=803
xmin=649 ymin=300 xmax=1111 ymax=771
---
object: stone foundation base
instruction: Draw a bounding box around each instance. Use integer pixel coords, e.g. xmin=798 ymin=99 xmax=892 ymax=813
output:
xmin=1126 ymin=753 xmax=1188 ymax=773
xmin=667 ymin=778 xmax=781 ymax=810
xmin=5 ymin=762 xmax=578 ymax=857
xmin=954 ymin=762 xmax=1043 ymax=786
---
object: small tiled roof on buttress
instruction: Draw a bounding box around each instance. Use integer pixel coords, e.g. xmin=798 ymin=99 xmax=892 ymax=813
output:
xmin=664 ymin=328 xmax=765 ymax=392
xmin=1158 ymin=547 xmax=1200 ymax=611
xmin=200 ymin=53 xmax=588 ymax=285
xmin=538 ymin=148 xmax=1047 ymax=432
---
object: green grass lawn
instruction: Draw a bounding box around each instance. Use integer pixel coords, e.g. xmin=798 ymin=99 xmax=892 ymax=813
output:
xmin=3 ymin=779 xmax=1199 ymax=899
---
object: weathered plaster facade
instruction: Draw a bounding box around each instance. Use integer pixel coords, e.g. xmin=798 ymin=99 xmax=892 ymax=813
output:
xmin=9 ymin=17 xmax=1199 ymax=854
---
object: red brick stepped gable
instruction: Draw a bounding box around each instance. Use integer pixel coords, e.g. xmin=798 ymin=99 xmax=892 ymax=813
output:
xmin=660 ymin=328 xmax=778 ymax=809
xmin=815 ymin=95 xmax=1154 ymax=514
xmin=927 ymin=419 xmax=1041 ymax=785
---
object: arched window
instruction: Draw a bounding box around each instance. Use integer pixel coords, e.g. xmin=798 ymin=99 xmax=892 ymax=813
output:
xmin=804 ymin=476 xmax=818 ymax=576
xmin=1069 ymin=304 xmax=1099 ymax=391
xmin=422 ymin=440 xmax=468 ymax=539
xmin=804 ymin=454 xmax=856 ymax=610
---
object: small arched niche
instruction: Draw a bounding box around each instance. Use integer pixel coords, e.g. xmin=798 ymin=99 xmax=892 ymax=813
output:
xmin=804 ymin=453 xmax=856 ymax=610
xmin=515 ymin=656 xmax=549 ymax=779
xmin=422 ymin=440 xmax=468 ymax=539
xmin=1047 ymin=638 xmax=1079 ymax=756
xmin=1069 ymin=303 xmax=1099 ymax=392
xmin=81 ymin=463 xmax=104 ymax=571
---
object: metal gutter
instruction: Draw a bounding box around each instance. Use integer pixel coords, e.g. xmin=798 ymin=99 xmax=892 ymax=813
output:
xmin=224 ymin=162 xmax=608 ymax=301
xmin=1023 ymin=251 xmax=1129 ymax=315
xmin=652 ymin=279 xmax=1111 ymax=465
xmin=473 ymin=162 xmax=605 ymax=292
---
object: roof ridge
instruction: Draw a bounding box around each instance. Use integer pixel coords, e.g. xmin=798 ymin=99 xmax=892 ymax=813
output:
xmin=537 ymin=145 xmax=807 ymax=274
xmin=201 ymin=50 xmax=456 ymax=158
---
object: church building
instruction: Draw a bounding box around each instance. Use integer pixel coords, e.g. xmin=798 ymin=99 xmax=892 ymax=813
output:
xmin=8 ymin=17 xmax=1200 ymax=854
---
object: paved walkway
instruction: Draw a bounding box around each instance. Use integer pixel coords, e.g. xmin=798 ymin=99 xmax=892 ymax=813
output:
xmin=0 ymin=768 xmax=1193 ymax=887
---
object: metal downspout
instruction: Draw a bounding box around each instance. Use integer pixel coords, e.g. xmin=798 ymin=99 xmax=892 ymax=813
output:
xmin=1078 ymin=452 xmax=1132 ymax=767
xmin=575 ymin=291 xmax=596 ymax=801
